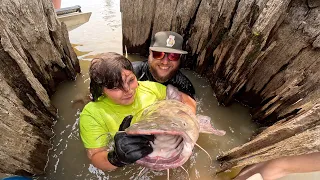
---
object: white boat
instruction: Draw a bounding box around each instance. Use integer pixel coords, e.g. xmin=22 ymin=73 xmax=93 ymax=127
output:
xmin=56 ymin=5 xmax=92 ymax=31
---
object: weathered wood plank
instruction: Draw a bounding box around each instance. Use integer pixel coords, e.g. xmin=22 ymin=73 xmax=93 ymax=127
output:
xmin=217 ymin=102 xmax=320 ymax=172
xmin=0 ymin=0 xmax=79 ymax=175
xmin=121 ymin=0 xmax=155 ymax=55
xmin=243 ymin=0 xmax=320 ymax=123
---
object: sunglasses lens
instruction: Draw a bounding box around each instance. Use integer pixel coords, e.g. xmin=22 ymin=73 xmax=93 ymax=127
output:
xmin=168 ymin=53 xmax=181 ymax=61
xmin=152 ymin=51 xmax=165 ymax=59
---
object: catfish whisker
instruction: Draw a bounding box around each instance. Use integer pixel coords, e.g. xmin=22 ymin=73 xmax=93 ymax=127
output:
xmin=136 ymin=167 xmax=149 ymax=180
xmin=153 ymin=157 xmax=160 ymax=166
xmin=195 ymin=143 xmax=212 ymax=161
xmin=179 ymin=166 xmax=190 ymax=180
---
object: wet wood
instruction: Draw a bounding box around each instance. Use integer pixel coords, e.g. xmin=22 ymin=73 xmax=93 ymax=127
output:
xmin=217 ymin=102 xmax=320 ymax=172
xmin=121 ymin=0 xmax=320 ymax=172
xmin=0 ymin=0 xmax=79 ymax=175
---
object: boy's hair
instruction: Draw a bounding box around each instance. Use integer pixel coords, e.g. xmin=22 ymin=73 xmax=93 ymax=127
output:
xmin=89 ymin=52 xmax=133 ymax=101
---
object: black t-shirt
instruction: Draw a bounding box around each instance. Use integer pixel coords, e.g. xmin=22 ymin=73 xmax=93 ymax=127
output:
xmin=132 ymin=61 xmax=195 ymax=98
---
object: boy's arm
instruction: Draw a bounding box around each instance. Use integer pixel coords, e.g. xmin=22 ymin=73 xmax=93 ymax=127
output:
xmin=86 ymin=116 xmax=154 ymax=171
xmin=87 ymin=148 xmax=118 ymax=171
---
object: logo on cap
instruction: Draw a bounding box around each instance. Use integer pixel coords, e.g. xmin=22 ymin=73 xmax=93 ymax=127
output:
xmin=166 ymin=35 xmax=175 ymax=47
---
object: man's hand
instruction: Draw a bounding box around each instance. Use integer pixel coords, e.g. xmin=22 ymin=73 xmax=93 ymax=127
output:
xmin=107 ymin=115 xmax=154 ymax=167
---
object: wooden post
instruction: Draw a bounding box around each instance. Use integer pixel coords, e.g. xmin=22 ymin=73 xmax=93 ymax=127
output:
xmin=0 ymin=0 xmax=79 ymax=175
xmin=121 ymin=0 xmax=320 ymax=171
xmin=217 ymin=102 xmax=320 ymax=172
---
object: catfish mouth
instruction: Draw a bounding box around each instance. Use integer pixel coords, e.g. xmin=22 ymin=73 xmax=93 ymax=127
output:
xmin=141 ymin=134 xmax=184 ymax=163
xmin=127 ymin=131 xmax=193 ymax=170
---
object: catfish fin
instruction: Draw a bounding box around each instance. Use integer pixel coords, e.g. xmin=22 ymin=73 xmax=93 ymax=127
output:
xmin=197 ymin=114 xmax=226 ymax=136
xmin=166 ymin=84 xmax=182 ymax=101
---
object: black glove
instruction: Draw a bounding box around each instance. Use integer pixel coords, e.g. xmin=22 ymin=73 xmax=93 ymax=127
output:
xmin=107 ymin=115 xmax=154 ymax=167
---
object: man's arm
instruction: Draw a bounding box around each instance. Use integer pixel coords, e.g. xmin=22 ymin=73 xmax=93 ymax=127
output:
xmin=281 ymin=152 xmax=320 ymax=174
xmin=234 ymin=152 xmax=320 ymax=180
xmin=181 ymin=92 xmax=196 ymax=114
xmin=132 ymin=61 xmax=146 ymax=80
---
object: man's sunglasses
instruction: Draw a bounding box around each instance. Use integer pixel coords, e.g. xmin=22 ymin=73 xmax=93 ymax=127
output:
xmin=152 ymin=51 xmax=181 ymax=61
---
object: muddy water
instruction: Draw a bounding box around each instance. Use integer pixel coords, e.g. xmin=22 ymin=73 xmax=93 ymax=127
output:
xmin=42 ymin=60 xmax=255 ymax=180
xmin=40 ymin=0 xmax=257 ymax=179
xmin=62 ymin=0 xmax=123 ymax=58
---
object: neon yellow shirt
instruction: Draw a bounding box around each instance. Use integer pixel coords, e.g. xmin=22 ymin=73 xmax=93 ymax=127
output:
xmin=79 ymin=81 xmax=167 ymax=149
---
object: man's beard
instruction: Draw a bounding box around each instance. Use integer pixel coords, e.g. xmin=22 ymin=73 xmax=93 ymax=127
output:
xmin=149 ymin=66 xmax=178 ymax=83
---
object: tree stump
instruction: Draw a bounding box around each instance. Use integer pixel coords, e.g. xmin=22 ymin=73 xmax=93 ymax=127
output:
xmin=0 ymin=0 xmax=80 ymax=175
xmin=121 ymin=0 xmax=320 ymax=172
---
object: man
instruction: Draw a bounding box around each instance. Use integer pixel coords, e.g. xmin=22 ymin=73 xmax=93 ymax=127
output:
xmin=132 ymin=31 xmax=196 ymax=98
